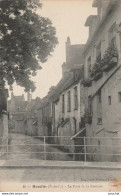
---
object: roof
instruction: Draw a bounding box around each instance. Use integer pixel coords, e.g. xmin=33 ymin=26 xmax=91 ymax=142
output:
xmin=37 ymin=41 xmax=85 ymax=106
xmin=92 ymin=0 xmax=99 ymax=7
xmin=71 ymin=128 xmax=86 ymax=140
xmin=105 ymin=122 xmax=121 ymax=133
xmin=83 ymin=0 xmax=119 ymax=54
xmin=96 ymin=123 xmax=121 ymax=134
xmin=48 ymin=64 xmax=84 ymax=103
xmin=85 ymin=15 xmax=98 ymax=26
xmin=8 ymin=95 xmax=28 ymax=112
xmin=26 ymin=98 xmax=42 ymax=112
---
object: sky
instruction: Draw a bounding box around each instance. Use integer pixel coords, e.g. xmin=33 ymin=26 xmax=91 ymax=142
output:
xmin=12 ymin=0 xmax=97 ymax=100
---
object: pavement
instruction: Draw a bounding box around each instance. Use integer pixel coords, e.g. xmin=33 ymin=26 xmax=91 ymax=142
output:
xmin=0 ymin=159 xmax=121 ymax=170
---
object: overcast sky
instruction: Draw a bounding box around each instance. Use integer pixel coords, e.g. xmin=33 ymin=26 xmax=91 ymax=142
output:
xmin=12 ymin=0 xmax=96 ymax=100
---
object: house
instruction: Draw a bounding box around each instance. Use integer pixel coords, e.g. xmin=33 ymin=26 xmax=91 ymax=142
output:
xmin=50 ymin=37 xmax=86 ymax=159
xmin=8 ymin=92 xmax=28 ymax=133
xmin=37 ymin=97 xmax=52 ymax=140
xmin=83 ymin=0 xmax=121 ymax=161
xmin=24 ymin=96 xmax=42 ymax=136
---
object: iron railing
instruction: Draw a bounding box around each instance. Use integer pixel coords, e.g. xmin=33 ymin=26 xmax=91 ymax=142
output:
xmin=0 ymin=135 xmax=121 ymax=162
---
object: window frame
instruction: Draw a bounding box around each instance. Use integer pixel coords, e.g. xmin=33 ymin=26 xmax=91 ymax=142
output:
xmin=118 ymin=92 xmax=121 ymax=103
xmin=108 ymin=96 xmax=111 ymax=105
xmin=67 ymin=91 xmax=71 ymax=112
xmin=74 ymin=86 xmax=78 ymax=110
xmin=62 ymin=94 xmax=65 ymax=113
xmin=108 ymin=22 xmax=116 ymax=48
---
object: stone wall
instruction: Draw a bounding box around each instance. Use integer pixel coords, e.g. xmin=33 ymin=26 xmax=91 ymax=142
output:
xmin=57 ymin=119 xmax=75 ymax=153
xmin=0 ymin=114 xmax=8 ymax=157
xmin=86 ymin=66 xmax=121 ymax=161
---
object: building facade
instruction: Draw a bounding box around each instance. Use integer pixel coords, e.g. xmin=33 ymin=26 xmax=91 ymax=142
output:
xmin=83 ymin=0 xmax=121 ymax=161
xmin=8 ymin=92 xmax=28 ymax=134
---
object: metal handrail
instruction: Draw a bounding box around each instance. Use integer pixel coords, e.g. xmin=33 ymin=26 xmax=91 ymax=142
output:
xmin=1 ymin=144 xmax=121 ymax=148
xmin=1 ymin=136 xmax=121 ymax=138
xmin=0 ymin=135 xmax=121 ymax=162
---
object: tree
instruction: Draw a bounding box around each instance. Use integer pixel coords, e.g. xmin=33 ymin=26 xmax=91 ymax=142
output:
xmin=0 ymin=0 xmax=58 ymax=92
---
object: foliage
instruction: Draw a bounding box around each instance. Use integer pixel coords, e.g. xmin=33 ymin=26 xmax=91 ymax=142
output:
xmin=81 ymin=78 xmax=92 ymax=87
xmin=0 ymin=0 xmax=58 ymax=92
xmin=101 ymin=44 xmax=118 ymax=65
xmin=90 ymin=55 xmax=102 ymax=78
xmin=90 ymin=45 xmax=118 ymax=79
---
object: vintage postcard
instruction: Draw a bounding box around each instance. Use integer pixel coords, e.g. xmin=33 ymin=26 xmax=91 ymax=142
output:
xmin=0 ymin=0 xmax=121 ymax=192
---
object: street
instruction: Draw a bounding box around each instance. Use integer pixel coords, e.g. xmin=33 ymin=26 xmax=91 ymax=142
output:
xmin=0 ymin=166 xmax=121 ymax=182
xmin=0 ymin=133 xmax=121 ymax=183
xmin=7 ymin=133 xmax=73 ymax=161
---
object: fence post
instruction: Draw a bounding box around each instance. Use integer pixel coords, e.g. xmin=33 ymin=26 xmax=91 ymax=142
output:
xmin=84 ymin=136 xmax=86 ymax=162
xmin=44 ymin=136 xmax=46 ymax=160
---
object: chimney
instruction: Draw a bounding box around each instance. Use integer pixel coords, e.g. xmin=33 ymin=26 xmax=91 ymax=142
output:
xmin=66 ymin=36 xmax=71 ymax=63
xmin=27 ymin=92 xmax=32 ymax=103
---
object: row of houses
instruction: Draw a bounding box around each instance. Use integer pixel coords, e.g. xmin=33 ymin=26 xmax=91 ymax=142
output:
xmin=8 ymin=0 xmax=121 ymax=161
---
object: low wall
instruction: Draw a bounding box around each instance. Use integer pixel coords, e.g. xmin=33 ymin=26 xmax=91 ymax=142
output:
xmin=0 ymin=113 xmax=8 ymax=157
xmin=86 ymin=131 xmax=121 ymax=162
xmin=57 ymin=121 xmax=75 ymax=153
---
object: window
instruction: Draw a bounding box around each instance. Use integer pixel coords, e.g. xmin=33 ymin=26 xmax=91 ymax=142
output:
xmin=97 ymin=118 xmax=102 ymax=125
xmin=74 ymin=86 xmax=78 ymax=110
xmin=87 ymin=56 xmax=91 ymax=76
xmin=111 ymin=36 xmax=116 ymax=48
xmin=108 ymin=96 xmax=111 ymax=105
xmin=88 ymin=95 xmax=92 ymax=115
xmin=97 ymin=90 xmax=102 ymax=125
xmin=96 ymin=41 xmax=101 ymax=59
xmin=120 ymin=23 xmax=121 ymax=50
xmin=98 ymin=90 xmax=101 ymax=103
xmin=17 ymin=107 xmax=20 ymax=111
xmin=62 ymin=94 xmax=65 ymax=113
xmin=109 ymin=22 xmax=116 ymax=48
xmin=67 ymin=91 xmax=71 ymax=112
xmin=118 ymin=92 xmax=121 ymax=102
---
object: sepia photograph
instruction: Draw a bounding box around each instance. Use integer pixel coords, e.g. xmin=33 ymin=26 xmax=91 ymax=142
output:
xmin=0 ymin=0 xmax=121 ymax=192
